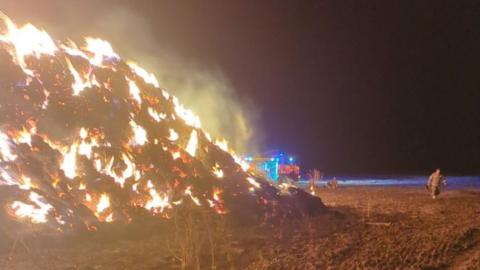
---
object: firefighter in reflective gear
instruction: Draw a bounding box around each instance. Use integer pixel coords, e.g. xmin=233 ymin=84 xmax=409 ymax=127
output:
xmin=427 ymin=169 xmax=446 ymax=199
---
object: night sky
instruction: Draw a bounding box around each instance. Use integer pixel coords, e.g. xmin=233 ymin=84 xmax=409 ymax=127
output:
xmin=2 ymin=1 xmax=480 ymax=175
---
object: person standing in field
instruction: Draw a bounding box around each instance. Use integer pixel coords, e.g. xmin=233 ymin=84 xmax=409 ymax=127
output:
xmin=427 ymin=169 xmax=446 ymax=199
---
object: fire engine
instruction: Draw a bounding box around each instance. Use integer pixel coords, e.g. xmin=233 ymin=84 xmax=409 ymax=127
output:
xmin=245 ymin=150 xmax=300 ymax=183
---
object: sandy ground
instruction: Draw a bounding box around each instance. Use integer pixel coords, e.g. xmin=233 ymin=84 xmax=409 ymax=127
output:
xmin=1 ymin=186 xmax=480 ymax=270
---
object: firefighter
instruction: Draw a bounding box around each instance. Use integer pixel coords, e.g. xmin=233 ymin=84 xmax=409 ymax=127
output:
xmin=426 ymin=169 xmax=446 ymax=199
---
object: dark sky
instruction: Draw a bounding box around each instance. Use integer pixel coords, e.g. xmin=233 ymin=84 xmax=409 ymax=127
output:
xmin=2 ymin=0 xmax=480 ymax=175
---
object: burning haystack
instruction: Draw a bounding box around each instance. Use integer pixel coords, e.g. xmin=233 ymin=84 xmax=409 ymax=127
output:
xmin=0 ymin=14 xmax=325 ymax=234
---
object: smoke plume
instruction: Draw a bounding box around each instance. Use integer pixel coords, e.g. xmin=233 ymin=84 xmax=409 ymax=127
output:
xmin=84 ymin=7 xmax=262 ymax=154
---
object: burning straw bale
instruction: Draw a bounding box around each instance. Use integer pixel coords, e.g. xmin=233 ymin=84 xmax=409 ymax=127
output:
xmin=0 ymin=14 xmax=326 ymax=238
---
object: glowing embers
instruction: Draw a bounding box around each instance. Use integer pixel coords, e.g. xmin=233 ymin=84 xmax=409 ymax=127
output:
xmin=185 ymin=130 xmax=198 ymax=157
xmin=129 ymin=119 xmax=148 ymax=146
xmin=0 ymin=16 xmax=57 ymax=76
xmin=127 ymin=62 xmax=159 ymax=88
xmin=11 ymin=192 xmax=53 ymax=224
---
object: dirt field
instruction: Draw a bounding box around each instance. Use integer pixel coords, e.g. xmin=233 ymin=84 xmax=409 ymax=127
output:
xmin=1 ymin=186 xmax=480 ymax=270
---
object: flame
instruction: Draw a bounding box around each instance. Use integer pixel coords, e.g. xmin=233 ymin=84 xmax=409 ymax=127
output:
xmin=99 ymin=155 xmax=136 ymax=187
xmin=185 ymin=130 xmax=198 ymax=157
xmin=233 ymin=154 xmax=250 ymax=172
xmin=83 ymin=37 xmax=119 ymax=66
xmin=214 ymin=139 xmax=229 ymax=152
xmin=78 ymin=128 xmax=99 ymax=159
xmin=127 ymin=78 xmax=142 ymax=105
xmin=14 ymin=127 xmax=34 ymax=146
xmin=213 ymin=139 xmax=249 ymax=171
xmin=0 ymin=14 xmax=290 ymax=231
xmin=145 ymin=188 xmax=171 ymax=213
xmin=168 ymin=129 xmax=179 ymax=141
xmin=184 ymin=186 xmax=201 ymax=206
xmin=19 ymin=175 xmax=33 ymax=190
xmin=173 ymin=96 xmax=202 ymax=128
xmin=61 ymin=40 xmax=88 ymax=59
xmin=161 ymin=90 xmax=170 ymax=100
xmin=66 ymin=58 xmax=91 ymax=95
xmin=105 ymin=213 xmax=113 ymax=223
xmin=213 ymin=188 xmax=222 ymax=202
xmin=130 ymin=120 xmax=148 ymax=146
xmin=61 ymin=143 xmax=78 ymax=179
xmin=0 ymin=132 xmax=17 ymax=161
xmin=0 ymin=169 xmax=17 ymax=186
xmin=79 ymin=127 xmax=88 ymax=139
xmin=127 ymin=62 xmax=159 ymax=88
xmin=148 ymin=107 xmax=166 ymax=122
xmin=171 ymin=151 xmax=181 ymax=160
xmin=212 ymin=163 xmax=224 ymax=178
xmin=96 ymin=193 xmax=111 ymax=214
xmin=246 ymin=177 xmax=261 ymax=189
xmin=11 ymin=192 xmax=53 ymax=223
xmin=0 ymin=16 xmax=57 ymax=75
